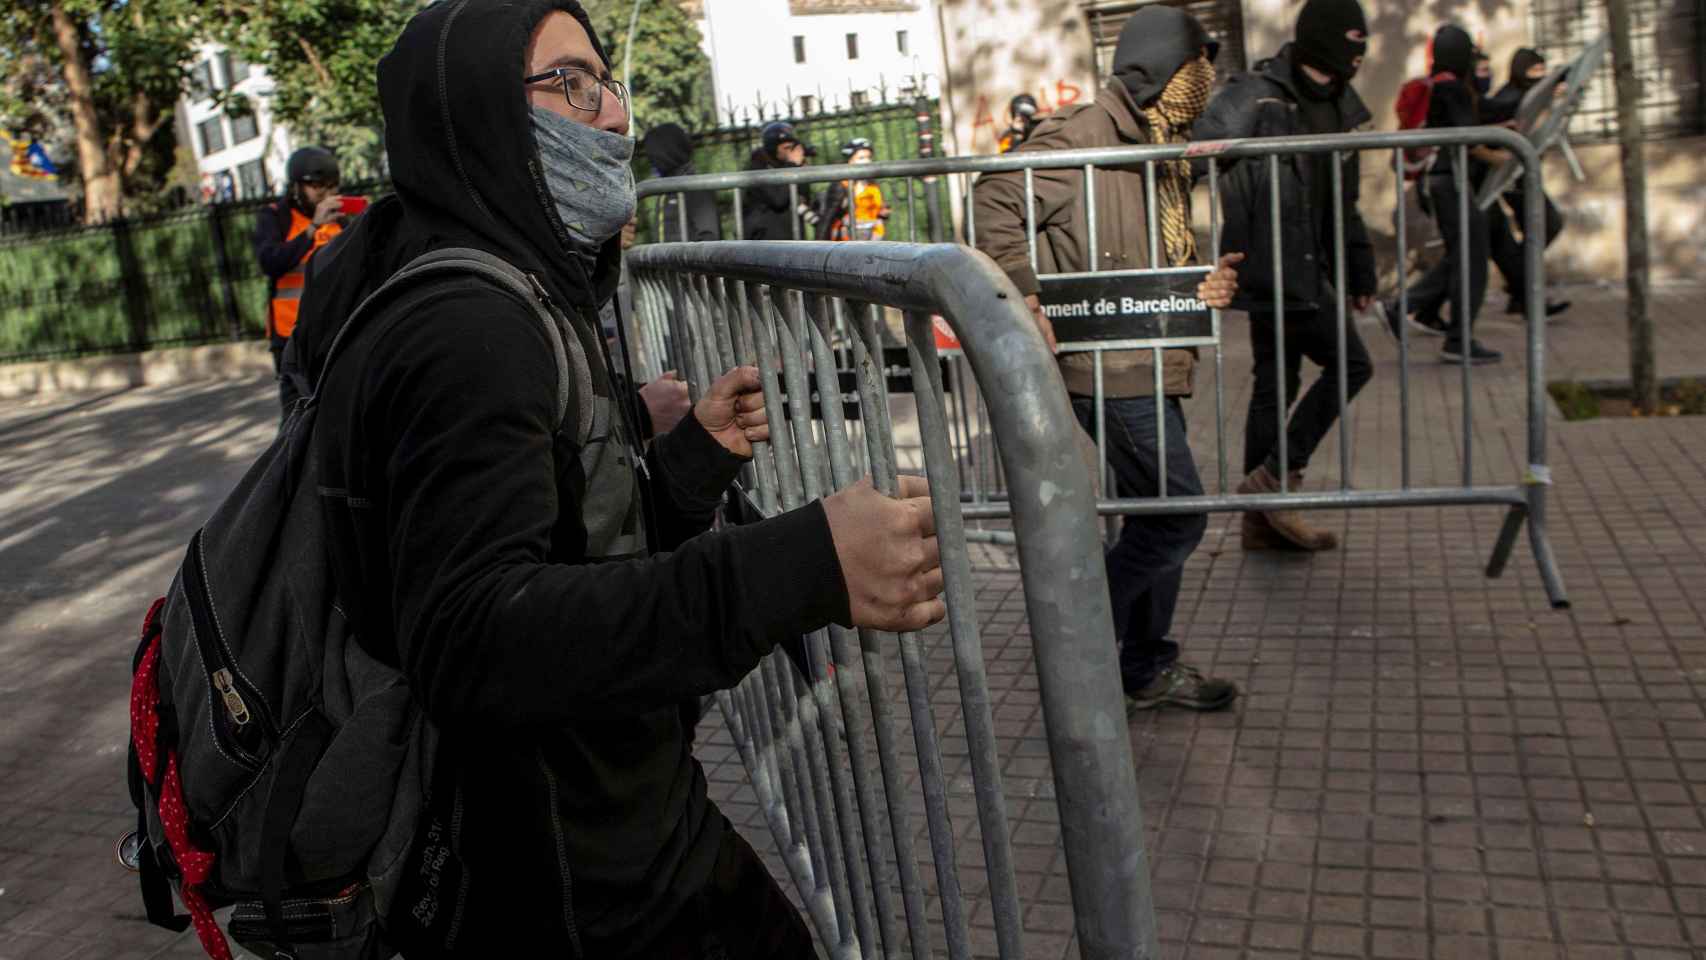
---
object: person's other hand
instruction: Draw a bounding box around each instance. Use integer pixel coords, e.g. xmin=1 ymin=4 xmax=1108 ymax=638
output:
xmin=640 ymin=371 xmax=691 ymax=436
xmin=1197 ymin=253 xmax=1244 ymax=309
xmin=311 ymin=195 xmax=343 ymax=227
xmin=821 ymin=476 xmax=946 ymax=632
xmin=693 ymin=366 xmax=769 ymax=457
xmin=1022 ymin=293 xmax=1058 ymax=354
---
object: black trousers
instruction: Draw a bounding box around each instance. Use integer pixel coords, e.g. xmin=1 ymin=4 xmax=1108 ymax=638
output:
xmin=1410 ymin=172 xmax=1489 ymax=341
xmin=1489 ymin=188 xmax=1564 ymax=304
xmin=1244 ymin=308 xmax=1373 ymax=477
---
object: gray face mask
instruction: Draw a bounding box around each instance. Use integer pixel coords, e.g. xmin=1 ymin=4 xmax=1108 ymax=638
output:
xmin=530 ymin=105 xmax=637 ymax=248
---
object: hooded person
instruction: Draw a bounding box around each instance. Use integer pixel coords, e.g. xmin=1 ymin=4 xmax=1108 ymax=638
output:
xmin=642 ymin=121 xmax=720 ymax=242
xmin=1192 ymin=0 xmax=1375 ymax=554
xmin=997 ymin=93 xmax=1040 ymax=153
xmin=972 ymin=5 xmax=1244 ymax=714
xmin=1479 ymin=46 xmax=1570 ymax=317
xmin=741 ymin=120 xmax=818 ymax=239
xmin=288 ymin=1 xmax=947 ymax=955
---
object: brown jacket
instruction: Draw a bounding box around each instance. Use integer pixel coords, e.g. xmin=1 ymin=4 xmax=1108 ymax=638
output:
xmin=972 ymin=81 xmax=1197 ymax=398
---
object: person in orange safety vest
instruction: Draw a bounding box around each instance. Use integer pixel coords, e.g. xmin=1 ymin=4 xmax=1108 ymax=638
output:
xmin=254 ymin=146 xmax=349 ymax=415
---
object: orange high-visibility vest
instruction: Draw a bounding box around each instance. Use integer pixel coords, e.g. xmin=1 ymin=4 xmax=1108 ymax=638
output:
xmin=269 ymin=210 xmax=342 ymax=339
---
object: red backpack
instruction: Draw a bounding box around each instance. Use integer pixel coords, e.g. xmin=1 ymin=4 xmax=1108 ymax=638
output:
xmin=1395 ymin=71 xmax=1456 ymax=180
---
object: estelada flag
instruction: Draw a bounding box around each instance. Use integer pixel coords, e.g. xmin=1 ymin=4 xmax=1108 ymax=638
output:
xmin=8 ymin=133 xmax=58 ymax=180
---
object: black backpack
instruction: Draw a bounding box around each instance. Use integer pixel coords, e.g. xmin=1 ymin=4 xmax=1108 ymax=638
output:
xmin=126 ymin=247 xmax=593 ymax=960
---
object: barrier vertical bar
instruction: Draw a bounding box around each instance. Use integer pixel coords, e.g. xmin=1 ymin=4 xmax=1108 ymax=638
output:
xmin=1154 ymin=347 xmax=1167 ymax=498
xmin=734 ymin=187 xmax=745 ymax=239
xmin=1519 ymin=143 xmax=1569 ymax=609
xmin=1144 ymin=161 xmax=1160 ymax=268
xmin=1209 ymin=156 xmax=1228 ymax=493
xmin=677 ymin=191 xmax=690 ymax=241
xmin=1456 ymin=145 xmax=1473 ymax=488
xmin=1395 ymin=148 xmax=1412 ymax=490
xmin=1332 ymin=151 xmax=1351 ymax=489
xmin=853 ymin=301 xmax=975 ymax=960
xmin=1023 ymin=167 xmax=1038 ymax=272
xmin=1270 ymin=155 xmax=1289 ymax=491
xmin=1085 ymin=164 xmax=1099 ymax=269
xmin=904 ymin=312 xmax=1026 ymax=960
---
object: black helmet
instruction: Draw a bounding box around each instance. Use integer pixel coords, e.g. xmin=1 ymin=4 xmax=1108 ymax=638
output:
xmin=286 ymin=146 xmax=339 ymax=185
xmin=1009 ymin=94 xmax=1039 ymax=119
xmin=761 ymin=121 xmax=815 ymax=159
xmin=841 ymin=136 xmax=874 ymax=159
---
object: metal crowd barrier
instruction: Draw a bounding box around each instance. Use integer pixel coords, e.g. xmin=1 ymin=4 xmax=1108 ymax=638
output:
xmin=635 ymin=127 xmax=1570 ymax=609
xmin=626 ymin=240 xmax=1153 ymax=959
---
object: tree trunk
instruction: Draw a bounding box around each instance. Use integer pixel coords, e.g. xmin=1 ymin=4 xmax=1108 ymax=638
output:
xmin=1607 ymin=0 xmax=1657 ymax=412
xmin=47 ymin=0 xmax=121 ymax=224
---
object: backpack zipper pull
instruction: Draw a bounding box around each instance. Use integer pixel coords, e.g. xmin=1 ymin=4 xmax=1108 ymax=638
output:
xmin=212 ymin=668 xmax=251 ymax=726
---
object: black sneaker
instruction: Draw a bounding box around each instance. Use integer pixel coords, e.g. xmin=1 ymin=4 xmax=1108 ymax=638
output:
xmin=1440 ymin=338 xmax=1502 ymax=365
xmin=1379 ymin=299 xmax=1450 ymax=341
xmin=1506 ymin=299 xmax=1573 ymax=318
xmin=1126 ymin=662 xmax=1239 ymax=713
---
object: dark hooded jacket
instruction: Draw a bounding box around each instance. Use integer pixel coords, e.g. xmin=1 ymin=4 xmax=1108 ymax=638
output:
xmin=740 ymin=146 xmax=812 ymax=240
xmin=1485 ymin=48 xmax=1547 ymax=126
xmin=290 ymin=0 xmax=848 ymax=953
xmin=1192 ymin=43 xmax=1377 ymax=310
xmin=1425 ymin=26 xmax=1483 ymax=176
xmin=643 ymin=123 xmax=721 ymax=242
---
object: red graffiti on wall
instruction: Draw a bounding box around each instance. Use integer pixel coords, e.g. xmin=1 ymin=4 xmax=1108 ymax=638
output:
xmin=968 ymin=79 xmax=1087 ymax=151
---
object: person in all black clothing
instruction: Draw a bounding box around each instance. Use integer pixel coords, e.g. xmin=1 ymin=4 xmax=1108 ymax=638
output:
xmin=1398 ymin=25 xmax=1505 ymax=365
xmin=643 ymin=122 xmax=721 ymax=242
xmin=288 ymin=1 xmax=947 ymax=955
xmin=254 ymin=146 xmax=347 ymax=415
xmin=1483 ymin=47 xmax=1571 ymax=320
xmin=1193 ymin=0 xmax=1375 ymax=552
xmin=741 ymin=121 xmax=818 ymax=240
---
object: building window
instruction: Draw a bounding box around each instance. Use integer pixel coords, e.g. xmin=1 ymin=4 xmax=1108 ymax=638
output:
xmin=850 ymin=90 xmax=869 ymax=109
xmin=897 ymin=29 xmax=909 ymax=55
xmin=1082 ymin=0 xmax=1248 ymax=79
xmin=226 ymin=52 xmax=251 ymax=86
xmin=192 ymin=60 xmax=216 ymax=99
xmin=237 ymin=158 xmax=269 ymax=199
xmin=1530 ymin=0 xmax=1704 ymax=142
xmin=799 ymin=94 xmax=818 ymax=114
xmin=793 ymin=35 xmax=806 ymax=63
xmin=230 ymin=112 xmax=259 ymax=145
xmin=197 ymin=117 xmax=226 ymax=156
xmin=846 ymin=32 xmax=859 ymax=60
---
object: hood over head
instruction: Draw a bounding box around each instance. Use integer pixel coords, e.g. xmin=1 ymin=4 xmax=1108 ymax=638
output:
xmin=1293 ymin=0 xmax=1368 ymax=81
xmin=1431 ymin=24 xmax=1476 ymax=81
xmin=643 ymin=122 xmax=695 ymax=176
xmin=1510 ymin=47 xmax=1547 ymax=90
xmin=294 ymin=0 xmax=622 ymax=389
xmin=1112 ymin=5 xmax=1218 ymax=106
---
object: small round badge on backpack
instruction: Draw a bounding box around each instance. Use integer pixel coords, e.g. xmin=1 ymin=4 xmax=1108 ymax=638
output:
xmin=116 ymin=831 xmax=143 ymax=872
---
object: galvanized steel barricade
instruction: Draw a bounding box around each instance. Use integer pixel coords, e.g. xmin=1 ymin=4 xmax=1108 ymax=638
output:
xmin=636 ymin=126 xmax=1570 ymax=610
xmin=626 ymin=240 xmax=1153 ymax=959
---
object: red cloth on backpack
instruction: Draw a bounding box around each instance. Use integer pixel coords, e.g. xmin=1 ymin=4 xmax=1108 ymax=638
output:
xmin=1395 ymin=72 xmax=1457 ymax=180
xmin=131 ymin=599 xmax=234 ymax=960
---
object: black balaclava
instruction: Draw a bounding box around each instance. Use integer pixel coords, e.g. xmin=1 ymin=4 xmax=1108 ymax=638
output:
xmin=642 ymin=122 xmax=694 ymax=176
xmin=1432 ymin=25 xmax=1476 ymax=82
xmin=1510 ymin=47 xmax=1547 ymax=91
xmin=1294 ymin=0 xmax=1368 ymax=83
xmin=1112 ymin=5 xmax=1217 ymax=106
xmin=1474 ymin=51 xmax=1493 ymax=95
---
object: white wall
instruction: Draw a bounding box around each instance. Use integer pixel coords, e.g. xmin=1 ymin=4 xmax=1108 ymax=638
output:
xmin=179 ymin=43 xmax=296 ymax=201
xmin=697 ymin=0 xmax=944 ymax=123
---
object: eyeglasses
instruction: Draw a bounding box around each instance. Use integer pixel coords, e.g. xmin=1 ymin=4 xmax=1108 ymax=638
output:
xmin=524 ymin=66 xmax=630 ymax=117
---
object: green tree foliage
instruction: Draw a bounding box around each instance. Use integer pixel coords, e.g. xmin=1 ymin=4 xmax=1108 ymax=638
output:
xmin=0 ymin=0 xmax=200 ymax=221
xmin=203 ymin=0 xmax=425 ymax=181
xmin=581 ymin=0 xmax=714 ymax=133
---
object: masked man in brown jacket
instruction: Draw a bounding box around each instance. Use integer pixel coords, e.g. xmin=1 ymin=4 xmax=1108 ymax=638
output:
xmin=974 ymin=5 xmax=1242 ymax=712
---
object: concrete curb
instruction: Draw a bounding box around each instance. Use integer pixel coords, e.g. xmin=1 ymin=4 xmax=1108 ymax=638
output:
xmin=0 ymin=340 xmax=275 ymax=400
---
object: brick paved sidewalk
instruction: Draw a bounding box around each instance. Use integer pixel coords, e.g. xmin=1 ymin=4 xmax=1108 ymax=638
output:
xmin=2 ymin=288 xmax=1703 ymax=959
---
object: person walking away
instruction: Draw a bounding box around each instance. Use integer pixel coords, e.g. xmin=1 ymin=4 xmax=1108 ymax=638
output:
xmin=973 ymin=5 xmax=1243 ymax=713
xmin=820 ymin=138 xmax=891 ymax=240
xmin=254 ymin=146 xmax=346 ymax=415
xmin=741 ymin=121 xmax=818 ymax=240
xmin=642 ymin=122 xmax=721 ymax=242
xmin=1191 ymin=0 xmax=1377 ymax=552
xmin=286 ymin=1 xmax=948 ymax=954
xmin=998 ymin=93 xmax=1041 ymax=153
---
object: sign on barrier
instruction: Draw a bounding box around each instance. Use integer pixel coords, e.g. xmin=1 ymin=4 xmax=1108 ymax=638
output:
xmin=1039 ymin=267 xmax=1214 ymax=345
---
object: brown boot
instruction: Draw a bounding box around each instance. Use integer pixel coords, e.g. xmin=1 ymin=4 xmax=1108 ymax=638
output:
xmin=1235 ymin=464 xmax=1340 ymax=551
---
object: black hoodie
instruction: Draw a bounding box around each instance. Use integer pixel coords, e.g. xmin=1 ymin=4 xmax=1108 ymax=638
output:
xmin=292 ymin=0 xmax=848 ymax=952
xmin=1112 ymin=4 xmax=1218 ymax=106
xmin=1425 ymin=25 xmax=1481 ymax=176
xmin=1487 ymin=48 xmax=1547 ymax=125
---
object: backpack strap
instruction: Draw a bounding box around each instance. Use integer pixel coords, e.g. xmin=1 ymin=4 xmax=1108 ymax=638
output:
xmin=313 ymin=247 xmax=595 ymax=443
